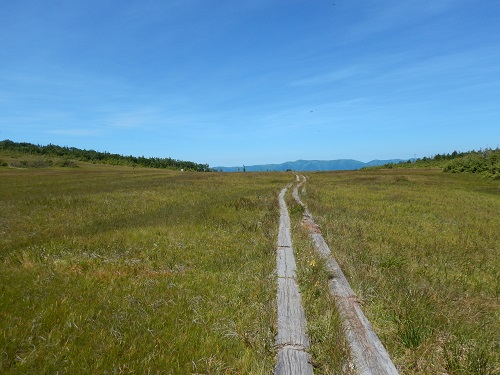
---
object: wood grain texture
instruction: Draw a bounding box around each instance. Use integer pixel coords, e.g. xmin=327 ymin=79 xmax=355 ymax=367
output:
xmin=276 ymin=278 xmax=310 ymax=348
xmin=276 ymin=347 xmax=313 ymax=375
xmin=275 ymin=185 xmax=314 ymax=374
xmin=278 ymin=185 xmax=293 ymax=248
xmin=294 ymin=175 xmax=399 ymax=375
xmin=277 ymin=247 xmax=297 ymax=278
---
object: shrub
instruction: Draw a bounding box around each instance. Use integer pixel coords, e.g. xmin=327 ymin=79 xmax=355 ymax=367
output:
xmin=57 ymin=159 xmax=78 ymax=168
xmin=443 ymin=149 xmax=500 ymax=177
xmin=7 ymin=158 xmax=56 ymax=168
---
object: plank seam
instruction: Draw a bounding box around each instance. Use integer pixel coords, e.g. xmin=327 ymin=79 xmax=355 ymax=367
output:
xmin=276 ymin=344 xmax=309 ymax=351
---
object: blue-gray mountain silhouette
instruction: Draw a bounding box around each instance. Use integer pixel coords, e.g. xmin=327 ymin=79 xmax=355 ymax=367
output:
xmin=215 ymin=159 xmax=403 ymax=172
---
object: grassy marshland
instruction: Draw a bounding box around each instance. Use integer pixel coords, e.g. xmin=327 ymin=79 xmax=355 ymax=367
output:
xmin=0 ymin=165 xmax=290 ymax=374
xmin=1 ymin=162 xmax=498 ymax=374
xmin=300 ymin=169 xmax=499 ymax=374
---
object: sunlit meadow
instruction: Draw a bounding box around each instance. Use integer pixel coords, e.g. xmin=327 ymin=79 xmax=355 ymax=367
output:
xmin=302 ymin=169 xmax=499 ymax=374
xmin=0 ymin=165 xmax=290 ymax=374
xmin=2 ymin=162 xmax=498 ymax=374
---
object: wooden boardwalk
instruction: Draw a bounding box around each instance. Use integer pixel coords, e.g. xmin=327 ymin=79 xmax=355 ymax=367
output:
xmin=275 ymin=184 xmax=314 ymax=375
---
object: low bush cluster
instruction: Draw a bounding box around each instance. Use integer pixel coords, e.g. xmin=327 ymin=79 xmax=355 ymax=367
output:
xmin=9 ymin=159 xmax=53 ymax=168
xmin=6 ymin=158 xmax=79 ymax=168
xmin=370 ymin=148 xmax=500 ymax=178
xmin=443 ymin=149 xmax=500 ymax=178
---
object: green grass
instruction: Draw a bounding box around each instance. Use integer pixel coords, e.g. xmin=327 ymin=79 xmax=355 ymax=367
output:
xmin=302 ymin=169 xmax=499 ymax=374
xmin=0 ymin=165 xmax=290 ymax=374
xmin=2 ymin=164 xmax=498 ymax=374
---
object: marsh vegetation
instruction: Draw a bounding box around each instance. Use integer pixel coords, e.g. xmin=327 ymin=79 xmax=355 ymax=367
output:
xmin=301 ymin=169 xmax=499 ymax=374
xmin=1 ymin=163 xmax=498 ymax=374
xmin=0 ymin=166 xmax=289 ymax=373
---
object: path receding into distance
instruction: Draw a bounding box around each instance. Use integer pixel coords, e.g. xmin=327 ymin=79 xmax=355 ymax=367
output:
xmin=274 ymin=176 xmax=399 ymax=374
xmin=275 ymin=178 xmax=314 ymax=375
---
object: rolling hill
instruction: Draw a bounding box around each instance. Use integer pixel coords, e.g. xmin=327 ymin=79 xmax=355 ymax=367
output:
xmin=215 ymin=159 xmax=404 ymax=172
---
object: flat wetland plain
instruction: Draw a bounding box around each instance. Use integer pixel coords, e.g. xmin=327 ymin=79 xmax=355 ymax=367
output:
xmin=298 ymin=170 xmax=499 ymax=374
xmin=1 ymin=164 xmax=498 ymax=374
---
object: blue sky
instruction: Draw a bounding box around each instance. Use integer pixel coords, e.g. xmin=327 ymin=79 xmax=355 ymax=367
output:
xmin=1 ymin=0 xmax=499 ymax=167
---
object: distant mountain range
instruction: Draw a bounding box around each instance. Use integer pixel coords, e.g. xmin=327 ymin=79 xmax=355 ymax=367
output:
xmin=214 ymin=159 xmax=404 ymax=172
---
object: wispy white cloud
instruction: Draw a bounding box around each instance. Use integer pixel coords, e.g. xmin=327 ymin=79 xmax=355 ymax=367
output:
xmin=340 ymin=0 xmax=467 ymax=43
xmin=289 ymin=67 xmax=366 ymax=87
xmin=105 ymin=109 xmax=162 ymax=130
xmin=47 ymin=128 xmax=101 ymax=136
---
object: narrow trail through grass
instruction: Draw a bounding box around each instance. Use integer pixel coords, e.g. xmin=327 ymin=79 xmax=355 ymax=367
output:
xmin=275 ymin=181 xmax=313 ymax=375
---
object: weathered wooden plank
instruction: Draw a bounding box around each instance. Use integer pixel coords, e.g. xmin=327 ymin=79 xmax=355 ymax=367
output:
xmin=310 ymin=233 xmax=355 ymax=299
xmin=343 ymin=301 xmax=399 ymax=375
xmin=275 ymin=183 xmax=313 ymax=374
xmin=294 ymin=175 xmax=399 ymax=375
xmin=278 ymin=186 xmax=293 ymax=248
xmin=278 ymin=225 xmax=292 ymax=248
xmin=276 ymin=278 xmax=310 ymax=348
xmin=277 ymin=247 xmax=297 ymax=278
xmin=276 ymin=347 xmax=313 ymax=375
xmin=292 ymin=180 xmax=302 ymax=204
